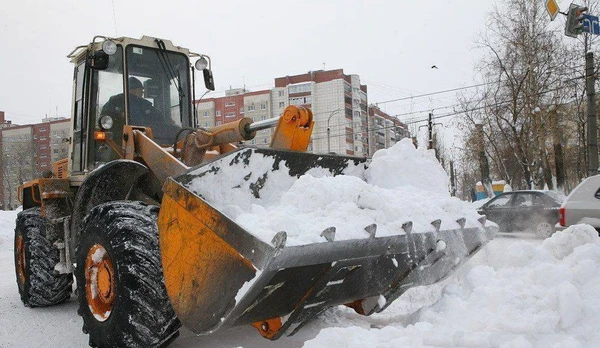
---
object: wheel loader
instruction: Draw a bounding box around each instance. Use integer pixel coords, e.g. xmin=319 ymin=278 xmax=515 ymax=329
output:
xmin=13 ymin=35 xmax=497 ymax=348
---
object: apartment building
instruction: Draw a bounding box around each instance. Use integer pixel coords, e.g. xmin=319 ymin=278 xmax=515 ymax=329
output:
xmin=195 ymin=69 xmax=410 ymax=157
xmin=0 ymin=113 xmax=71 ymax=209
xmin=368 ymin=105 xmax=409 ymax=154
xmin=196 ymin=88 xmax=273 ymax=146
xmin=273 ymin=69 xmax=369 ymax=155
xmin=1 ymin=124 xmax=34 ymax=209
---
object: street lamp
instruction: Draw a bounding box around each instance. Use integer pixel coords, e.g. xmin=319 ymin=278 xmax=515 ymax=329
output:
xmin=327 ymin=108 xmax=341 ymax=153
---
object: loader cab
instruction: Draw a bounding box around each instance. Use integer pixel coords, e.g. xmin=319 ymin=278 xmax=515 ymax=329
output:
xmin=67 ymin=36 xmax=214 ymax=176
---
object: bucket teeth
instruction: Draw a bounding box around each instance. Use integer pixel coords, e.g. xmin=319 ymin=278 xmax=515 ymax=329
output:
xmin=478 ymin=216 xmax=487 ymax=226
xmin=431 ymin=219 xmax=441 ymax=232
xmin=364 ymin=224 xmax=377 ymax=238
xmin=401 ymin=221 xmax=413 ymax=234
xmin=271 ymin=231 xmax=287 ymax=249
xmin=320 ymin=227 xmax=336 ymax=242
xmin=456 ymin=217 xmax=466 ymax=229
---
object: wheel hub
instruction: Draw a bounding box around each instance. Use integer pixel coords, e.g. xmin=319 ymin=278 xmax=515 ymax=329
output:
xmin=85 ymin=244 xmax=115 ymax=321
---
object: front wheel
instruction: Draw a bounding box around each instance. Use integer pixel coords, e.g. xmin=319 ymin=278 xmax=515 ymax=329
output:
xmin=75 ymin=201 xmax=180 ymax=348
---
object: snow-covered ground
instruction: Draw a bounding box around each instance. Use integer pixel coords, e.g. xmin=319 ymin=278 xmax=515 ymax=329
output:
xmin=2 ymin=209 xmax=599 ymax=347
xmin=2 ymin=141 xmax=599 ymax=347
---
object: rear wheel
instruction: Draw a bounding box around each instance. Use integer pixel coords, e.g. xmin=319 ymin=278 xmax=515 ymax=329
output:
xmin=75 ymin=201 xmax=180 ymax=348
xmin=14 ymin=207 xmax=73 ymax=307
xmin=534 ymin=220 xmax=555 ymax=238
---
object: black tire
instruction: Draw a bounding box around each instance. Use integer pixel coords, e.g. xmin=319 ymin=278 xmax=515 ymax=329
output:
xmin=14 ymin=207 xmax=73 ymax=307
xmin=75 ymin=201 xmax=180 ymax=348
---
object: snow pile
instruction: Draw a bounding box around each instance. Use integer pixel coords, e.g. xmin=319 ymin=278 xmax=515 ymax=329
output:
xmin=185 ymin=139 xmax=485 ymax=246
xmin=303 ymin=224 xmax=600 ymax=348
xmin=365 ymin=139 xmax=448 ymax=193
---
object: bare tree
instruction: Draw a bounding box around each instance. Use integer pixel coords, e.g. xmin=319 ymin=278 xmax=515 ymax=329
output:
xmin=458 ymin=0 xmax=574 ymax=191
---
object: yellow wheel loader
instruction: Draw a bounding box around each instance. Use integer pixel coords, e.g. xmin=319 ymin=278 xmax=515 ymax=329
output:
xmin=13 ymin=35 xmax=497 ymax=348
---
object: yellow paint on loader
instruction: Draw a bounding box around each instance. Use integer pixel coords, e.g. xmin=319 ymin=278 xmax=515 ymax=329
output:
xmin=158 ymin=179 xmax=257 ymax=333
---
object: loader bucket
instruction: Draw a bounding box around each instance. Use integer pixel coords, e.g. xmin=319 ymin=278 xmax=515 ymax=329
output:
xmin=158 ymin=147 xmax=497 ymax=339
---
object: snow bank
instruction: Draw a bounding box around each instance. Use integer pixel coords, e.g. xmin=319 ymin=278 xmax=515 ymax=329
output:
xmin=186 ymin=139 xmax=485 ymax=246
xmin=303 ymin=224 xmax=600 ymax=348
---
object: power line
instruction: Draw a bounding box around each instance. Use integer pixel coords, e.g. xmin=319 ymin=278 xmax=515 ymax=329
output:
xmin=313 ymin=83 xmax=572 ymax=142
xmin=374 ymin=83 xmax=491 ymax=106
xmin=369 ymin=56 xmax=590 ymax=109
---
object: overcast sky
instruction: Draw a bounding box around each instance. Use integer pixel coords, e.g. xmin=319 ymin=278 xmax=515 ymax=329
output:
xmin=1 ymin=0 xmax=503 ymax=145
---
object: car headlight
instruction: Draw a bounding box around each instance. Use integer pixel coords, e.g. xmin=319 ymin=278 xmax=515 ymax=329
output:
xmin=102 ymin=40 xmax=117 ymax=55
xmin=99 ymin=115 xmax=113 ymax=130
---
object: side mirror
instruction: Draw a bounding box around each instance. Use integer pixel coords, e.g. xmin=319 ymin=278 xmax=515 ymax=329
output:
xmin=143 ymin=79 xmax=160 ymax=98
xmin=203 ymin=69 xmax=215 ymax=91
xmin=86 ymin=50 xmax=109 ymax=70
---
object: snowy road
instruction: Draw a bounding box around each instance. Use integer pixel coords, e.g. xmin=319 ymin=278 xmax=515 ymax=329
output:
xmin=2 ymin=207 xmax=599 ymax=348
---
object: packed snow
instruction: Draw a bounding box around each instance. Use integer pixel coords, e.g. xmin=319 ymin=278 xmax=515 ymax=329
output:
xmin=186 ymin=139 xmax=486 ymax=246
xmin=1 ymin=138 xmax=599 ymax=347
xmin=1 ymin=209 xmax=599 ymax=347
xmin=303 ymin=224 xmax=600 ymax=348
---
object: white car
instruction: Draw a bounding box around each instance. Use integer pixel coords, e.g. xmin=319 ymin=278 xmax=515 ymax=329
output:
xmin=559 ymin=175 xmax=600 ymax=231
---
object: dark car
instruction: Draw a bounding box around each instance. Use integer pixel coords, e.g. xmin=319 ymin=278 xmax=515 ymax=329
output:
xmin=476 ymin=191 xmax=562 ymax=238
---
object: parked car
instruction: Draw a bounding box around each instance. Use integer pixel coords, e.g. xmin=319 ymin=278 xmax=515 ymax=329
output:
xmin=477 ymin=191 xmax=562 ymax=237
xmin=559 ymin=175 xmax=600 ymax=231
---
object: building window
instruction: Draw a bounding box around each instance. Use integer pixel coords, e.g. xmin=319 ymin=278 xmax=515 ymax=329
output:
xmin=225 ymin=102 xmax=235 ymax=107
xmin=203 ymin=111 xmax=209 ymax=117
xmin=240 ymin=107 xmax=244 ymax=114
xmin=216 ymin=110 xmax=221 ymax=116
xmin=288 ymin=83 xmax=311 ymax=94
xmin=216 ymin=121 xmax=222 ymax=126
xmin=289 ymin=96 xmax=312 ymax=105
xmin=247 ymin=105 xmax=255 ymax=112
xmin=53 ymin=149 xmax=59 ymax=154
xmin=260 ymin=103 xmax=266 ymax=110
xmin=278 ymin=90 xmax=285 ymax=97
xmin=225 ymin=112 xmax=236 ymax=118
xmin=279 ymin=102 xmax=285 ymax=108
xmin=263 ymin=138 xmax=268 ymax=144
xmin=261 ymin=115 xmax=267 ymax=121
xmin=203 ymin=122 xmax=209 ymax=128
xmin=39 ymin=127 xmax=46 ymax=131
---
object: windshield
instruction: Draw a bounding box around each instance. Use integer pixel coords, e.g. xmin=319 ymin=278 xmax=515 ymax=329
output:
xmin=125 ymin=45 xmax=191 ymax=144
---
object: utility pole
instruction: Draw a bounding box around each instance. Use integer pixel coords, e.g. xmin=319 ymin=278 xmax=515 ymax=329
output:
xmin=326 ymin=109 xmax=341 ymax=154
xmin=586 ymin=51 xmax=598 ymax=176
xmin=449 ymin=160 xmax=456 ymax=197
xmin=427 ymin=112 xmax=433 ymax=150
xmin=419 ymin=112 xmax=440 ymax=151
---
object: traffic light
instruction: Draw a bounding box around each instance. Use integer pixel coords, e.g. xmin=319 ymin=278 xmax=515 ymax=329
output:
xmin=565 ymin=5 xmax=588 ymax=38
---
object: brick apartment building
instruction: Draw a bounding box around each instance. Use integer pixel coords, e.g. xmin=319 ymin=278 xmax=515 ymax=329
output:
xmin=196 ymin=69 xmax=409 ymax=156
xmin=195 ymin=88 xmax=273 ymax=146
xmin=0 ymin=112 xmax=70 ymax=209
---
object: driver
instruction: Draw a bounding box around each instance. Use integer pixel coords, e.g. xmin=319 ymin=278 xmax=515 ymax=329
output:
xmin=101 ymin=76 xmax=162 ymax=126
